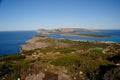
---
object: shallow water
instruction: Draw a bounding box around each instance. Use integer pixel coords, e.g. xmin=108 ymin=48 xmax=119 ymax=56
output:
xmin=46 ymin=30 xmax=120 ymax=42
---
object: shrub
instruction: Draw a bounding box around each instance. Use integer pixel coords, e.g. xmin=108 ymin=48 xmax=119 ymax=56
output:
xmin=22 ymin=50 xmax=35 ymax=55
xmin=93 ymin=47 xmax=103 ymax=53
xmin=0 ymin=54 xmax=25 ymax=62
xmin=51 ymin=54 xmax=82 ymax=66
xmin=103 ymin=66 xmax=120 ymax=80
xmin=80 ymin=60 xmax=112 ymax=79
xmin=0 ymin=62 xmax=13 ymax=76
xmin=86 ymin=52 xmax=103 ymax=60
xmin=53 ymin=48 xmax=76 ymax=54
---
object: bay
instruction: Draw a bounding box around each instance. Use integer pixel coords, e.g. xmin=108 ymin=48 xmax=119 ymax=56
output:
xmin=0 ymin=31 xmax=37 ymax=56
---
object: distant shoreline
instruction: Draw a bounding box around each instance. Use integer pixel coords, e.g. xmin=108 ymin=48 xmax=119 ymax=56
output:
xmin=60 ymin=33 xmax=111 ymax=38
xmin=37 ymin=28 xmax=112 ymax=38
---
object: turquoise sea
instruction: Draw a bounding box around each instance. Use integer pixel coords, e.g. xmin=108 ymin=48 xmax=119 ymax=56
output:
xmin=46 ymin=30 xmax=120 ymax=42
xmin=0 ymin=30 xmax=120 ymax=56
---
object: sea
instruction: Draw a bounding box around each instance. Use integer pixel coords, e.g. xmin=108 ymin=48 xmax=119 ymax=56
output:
xmin=0 ymin=30 xmax=120 ymax=56
xmin=47 ymin=30 xmax=120 ymax=42
xmin=0 ymin=31 xmax=37 ymax=56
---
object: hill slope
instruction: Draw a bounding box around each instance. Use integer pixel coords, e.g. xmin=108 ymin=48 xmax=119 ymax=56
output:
xmin=0 ymin=36 xmax=120 ymax=80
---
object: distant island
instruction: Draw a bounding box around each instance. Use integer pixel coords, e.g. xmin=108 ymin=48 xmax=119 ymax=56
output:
xmin=37 ymin=28 xmax=111 ymax=38
xmin=37 ymin=28 xmax=96 ymax=34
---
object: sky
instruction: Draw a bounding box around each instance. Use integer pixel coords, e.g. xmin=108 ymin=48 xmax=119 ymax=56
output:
xmin=0 ymin=0 xmax=120 ymax=31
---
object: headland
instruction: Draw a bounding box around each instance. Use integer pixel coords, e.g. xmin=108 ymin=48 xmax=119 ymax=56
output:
xmin=0 ymin=35 xmax=120 ymax=80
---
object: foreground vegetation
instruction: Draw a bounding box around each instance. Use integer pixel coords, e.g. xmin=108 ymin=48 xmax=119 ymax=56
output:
xmin=0 ymin=36 xmax=120 ymax=80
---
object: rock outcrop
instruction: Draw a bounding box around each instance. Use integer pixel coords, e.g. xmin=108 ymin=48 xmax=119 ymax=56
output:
xmin=20 ymin=36 xmax=50 ymax=51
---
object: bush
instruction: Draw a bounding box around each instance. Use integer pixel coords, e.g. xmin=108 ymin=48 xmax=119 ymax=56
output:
xmin=103 ymin=66 xmax=120 ymax=80
xmin=51 ymin=54 xmax=82 ymax=66
xmin=22 ymin=50 xmax=35 ymax=55
xmin=93 ymin=47 xmax=103 ymax=53
xmin=0 ymin=54 xmax=25 ymax=62
xmin=80 ymin=60 xmax=112 ymax=80
xmin=53 ymin=48 xmax=76 ymax=54
xmin=0 ymin=62 xmax=13 ymax=76
xmin=85 ymin=52 xmax=103 ymax=60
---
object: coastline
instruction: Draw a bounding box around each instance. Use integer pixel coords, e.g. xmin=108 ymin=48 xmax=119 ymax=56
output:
xmin=37 ymin=29 xmax=120 ymax=42
xmin=1 ymin=35 xmax=120 ymax=80
xmin=0 ymin=31 xmax=37 ymax=56
xmin=20 ymin=35 xmax=118 ymax=52
xmin=60 ymin=33 xmax=111 ymax=38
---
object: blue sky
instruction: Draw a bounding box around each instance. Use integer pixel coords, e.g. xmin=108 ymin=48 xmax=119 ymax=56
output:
xmin=0 ymin=0 xmax=120 ymax=31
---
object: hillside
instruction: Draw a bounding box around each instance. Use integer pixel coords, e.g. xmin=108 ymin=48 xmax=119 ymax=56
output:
xmin=0 ymin=35 xmax=120 ymax=80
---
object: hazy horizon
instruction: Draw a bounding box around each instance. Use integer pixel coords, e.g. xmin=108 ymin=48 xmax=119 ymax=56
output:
xmin=0 ymin=0 xmax=120 ymax=31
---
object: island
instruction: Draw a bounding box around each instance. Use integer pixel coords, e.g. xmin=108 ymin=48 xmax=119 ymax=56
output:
xmin=0 ymin=35 xmax=120 ymax=80
xmin=37 ymin=28 xmax=111 ymax=38
xmin=37 ymin=28 xmax=75 ymax=34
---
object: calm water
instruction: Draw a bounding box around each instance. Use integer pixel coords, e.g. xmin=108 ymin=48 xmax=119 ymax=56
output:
xmin=0 ymin=31 xmax=37 ymax=56
xmin=46 ymin=30 xmax=120 ymax=42
xmin=0 ymin=30 xmax=120 ymax=56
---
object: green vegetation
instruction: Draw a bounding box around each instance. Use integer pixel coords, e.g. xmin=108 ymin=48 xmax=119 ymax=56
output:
xmin=93 ymin=47 xmax=103 ymax=53
xmin=22 ymin=48 xmax=76 ymax=55
xmin=22 ymin=50 xmax=36 ymax=55
xmin=51 ymin=51 xmax=113 ymax=79
xmin=53 ymin=48 xmax=76 ymax=53
xmin=0 ymin=56 xmax=37 ymax=80
xmin=77 ymin=34 xmax=111 ymax=38
xmin=0 ymin=54 xmax=25 ymax=62
xmin=0 ymin=62 xmax=12 ymax=76
xmin=39 ymin=48 xmax=76 ymax=54
xmin=0 ymin=36 xmax=120 ymax=80
xmin=52 ymin=54 xmax=82 ymax=66
xmin=79 ymin=60 xmax=112 ymax=79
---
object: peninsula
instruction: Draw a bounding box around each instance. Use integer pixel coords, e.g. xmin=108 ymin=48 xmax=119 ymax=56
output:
xmin=0 ymin=35 xmax=120 ymax=80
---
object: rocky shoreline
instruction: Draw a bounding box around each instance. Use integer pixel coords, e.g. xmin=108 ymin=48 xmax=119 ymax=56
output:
xmin=20 ymin=35 xmax=116 ymax=51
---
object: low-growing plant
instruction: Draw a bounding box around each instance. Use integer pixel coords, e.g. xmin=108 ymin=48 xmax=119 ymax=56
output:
xmin=80 ymin=60 xmax=113 ymax=79
xmin=0 ymin=62 xmax=12 ymax=76
xmin=53 ymin=48 xmax=76 ymax=53
xmin=51 ymin=54 xmax=82 ymax=66
xmin=0 ymin=54 xmax=25 ymax=62
xmin=21 ymin=50 xmax=35 ymax=55
xmin=93 ymin=47 xmax=103 ymax=53
xmin=41 ymin=58 xmax=52 ymax=63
